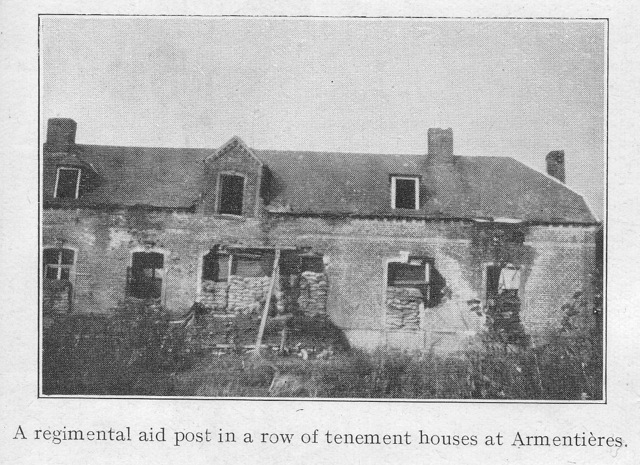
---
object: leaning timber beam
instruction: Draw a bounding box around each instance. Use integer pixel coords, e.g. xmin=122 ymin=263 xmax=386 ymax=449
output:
xmin=254 ymin=248 xmax=281 ymax=357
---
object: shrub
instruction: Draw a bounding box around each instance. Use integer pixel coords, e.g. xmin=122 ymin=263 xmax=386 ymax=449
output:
xmin=42 ymin=300 xmax=199 ymax=395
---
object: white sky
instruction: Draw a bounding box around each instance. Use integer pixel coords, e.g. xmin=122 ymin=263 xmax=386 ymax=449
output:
xmin=41 ymin=16 xmax=605 ymax=218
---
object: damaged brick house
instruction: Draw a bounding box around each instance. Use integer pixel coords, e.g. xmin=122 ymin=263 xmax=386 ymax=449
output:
xmin=42 ymin=118 xmax=600 ymax=351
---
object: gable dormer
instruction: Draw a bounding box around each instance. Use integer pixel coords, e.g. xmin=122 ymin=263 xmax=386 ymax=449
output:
xmin=202 ymin=137 xmax=265 ymax=217
xmin=43 ymin=118 xmax=101 ymax=204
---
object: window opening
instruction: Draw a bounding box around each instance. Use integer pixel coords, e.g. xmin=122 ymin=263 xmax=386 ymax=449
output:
xmin=301 ymin=255 xmax=324 ymax=273
xmin=218 ymin=174 xmax=244 ymax=215
xmin=43 ymin=247 xmax=75 ymax=280
xmin=391 ymin=176 xmax=419 ymax=210
xmin=127 ymin=252 xmax=164 ymax=299
xmin=486 ymin=264 xmax=502 ymax=300
xmin=54 ymin=167 xmax=81 ymax=199
xmin=202 ymin=250 xmax=230 ymax=282
xmin=486 ymin=263 xmax=521 ymax=299
xmin=231 ymin=253 xmax=272 ymax=277
xmin=386 ymin=258 xmax=430 ymax=331
xmin=387 ymin=260 xmax=429 ymax=288
xmin=485 ymin=263 xmax=525 ymax=343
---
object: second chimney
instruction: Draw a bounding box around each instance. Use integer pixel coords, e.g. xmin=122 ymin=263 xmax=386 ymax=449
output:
xmin=45 ymin=118 xmax=77 ymax=151
xmin=428 ymin=128 xmax=454 ymax=163
xmin=546 ymin=150 xmax=565 ymax=183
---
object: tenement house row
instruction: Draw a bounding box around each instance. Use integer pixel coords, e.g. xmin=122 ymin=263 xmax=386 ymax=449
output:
xmin=42 ymin=118 xmax=601 ymax=351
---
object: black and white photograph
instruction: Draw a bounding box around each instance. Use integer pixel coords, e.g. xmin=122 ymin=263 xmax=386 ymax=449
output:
xmin=39 ymin=16 xmax=605 ymax=400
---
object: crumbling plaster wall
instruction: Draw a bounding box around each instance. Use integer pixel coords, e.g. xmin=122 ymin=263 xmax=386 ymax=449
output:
xmin=522 ymin=225 xmax=598 ymax=337
xmin=42 ymin=208 xmax=598 ymax=349
xmin=42 ymin=209 xmax=267 ymax=313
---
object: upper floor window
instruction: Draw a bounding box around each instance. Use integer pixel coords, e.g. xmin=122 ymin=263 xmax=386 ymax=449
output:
xmin=218 ymin=174 xmax=245 ymax=215
xmin=54 ymin=167 xmax=81 ymax=199
xmin=391 ymin=176 xmax=420 ymax=210
xmin=43 ymin=247 xmax=76 ymax=280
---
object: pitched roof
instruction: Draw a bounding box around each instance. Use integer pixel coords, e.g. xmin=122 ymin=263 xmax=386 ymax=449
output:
xmin=254 ymin=149 xmax=597 ymax=223
xmin=47 ymin=143 xmax=597 ymax=223
xmin=68 ymin=144 xmax=210 ymax=209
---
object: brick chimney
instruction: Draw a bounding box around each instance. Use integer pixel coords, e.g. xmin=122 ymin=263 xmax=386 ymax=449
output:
xmin=546 ymin=150 xmax=565 ymax=183
xmin=45 ymin=118 xmax=77 ymax=151
xmin=427 ymin=128 xmax=454 ymax=163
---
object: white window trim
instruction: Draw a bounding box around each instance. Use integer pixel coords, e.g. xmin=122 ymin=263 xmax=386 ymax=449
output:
xmin=43 ymin=246 xmax=77 ymax=281
xmin=390 ymin=176 xmax=420 ymax=210
xmin=54 ymin=167 xmax=81 ymax=199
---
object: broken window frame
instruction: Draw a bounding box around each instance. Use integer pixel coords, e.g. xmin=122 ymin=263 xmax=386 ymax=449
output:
xmin=54 ymin=167 xmax=82 ymax=199
xmin=217 ymin=172 xmax=246 ymax=216
xmin=126 ymin=249 xmax=167 ymax=301
xmin=387 ymin=259 xmax=430 ymax=288
xmin=201 ymin=249 xmax=231 ymax=282
xmin=42 ymin=247 xmax=76 ymax=281
xmin=484 ymin=262 xmax=522 ymax=301
xmin=385 ymin=257 xmax=431 ymax=332
xmin=200 ymin=248 xmax=275 ymax=285
xmin=390 ymin=175 xmax=420 ymax=210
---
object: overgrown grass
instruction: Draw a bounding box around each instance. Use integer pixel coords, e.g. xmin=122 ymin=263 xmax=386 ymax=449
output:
xmin=170 ymin=335 xmax=601 ymax=400
xmin=42 ymin=300 xmax=200 ymax=396
xmin=43 ymin=301 xmax=602 ymax=400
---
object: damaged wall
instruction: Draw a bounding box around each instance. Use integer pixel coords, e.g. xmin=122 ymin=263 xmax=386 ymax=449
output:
xmin=42 ymin=208 xmax=599 ymax=352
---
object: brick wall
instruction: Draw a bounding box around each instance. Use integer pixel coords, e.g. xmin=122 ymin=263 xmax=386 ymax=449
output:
xmin=202 ymin=141 xmax=263 ymax=217
xmin=42 ymin=209 xmax=599 ymax=350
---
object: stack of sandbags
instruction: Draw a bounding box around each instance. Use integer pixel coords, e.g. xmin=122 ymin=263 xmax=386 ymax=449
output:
xmin=227 ymin=275 xmax=271 ymax=315
xmin=200 ymin=280 xmax=229 ymax=313
xmin=386 ymin=286 xmax=422 ymax=330
xmin=298 ymin=271 xmax=328 ymax=316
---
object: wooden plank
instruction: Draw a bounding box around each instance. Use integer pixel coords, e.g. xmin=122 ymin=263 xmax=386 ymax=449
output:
xmin=253 ymin=248 xmax=280 ymax=357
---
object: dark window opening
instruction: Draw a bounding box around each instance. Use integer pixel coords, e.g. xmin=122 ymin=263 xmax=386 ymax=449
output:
xmin=55 ymin=168 xmax=81 ymax=199
xmin=218 ymin=174 xmax=244 ymax=215
xmin=301 ymin=255 xmax=324 ymax=273
xmin=388 ymin=261 xmax=427 ymax=287
xmin=392 ymin=177 xmax=419 ymax=209
xmin=127 ymin=252 xmax=164 ymax=299
xmin=388 ymin=258 xmax=432 ymax=304
xmin=43 ymin=247 xmax=75 ymax=280
xmin=232 ymin=252 xmax=273 ymax=277
xmin=202 ymin=250 xmax=229 ymax=282
xmin=486 ymin=264 xmax=502 ymax=300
